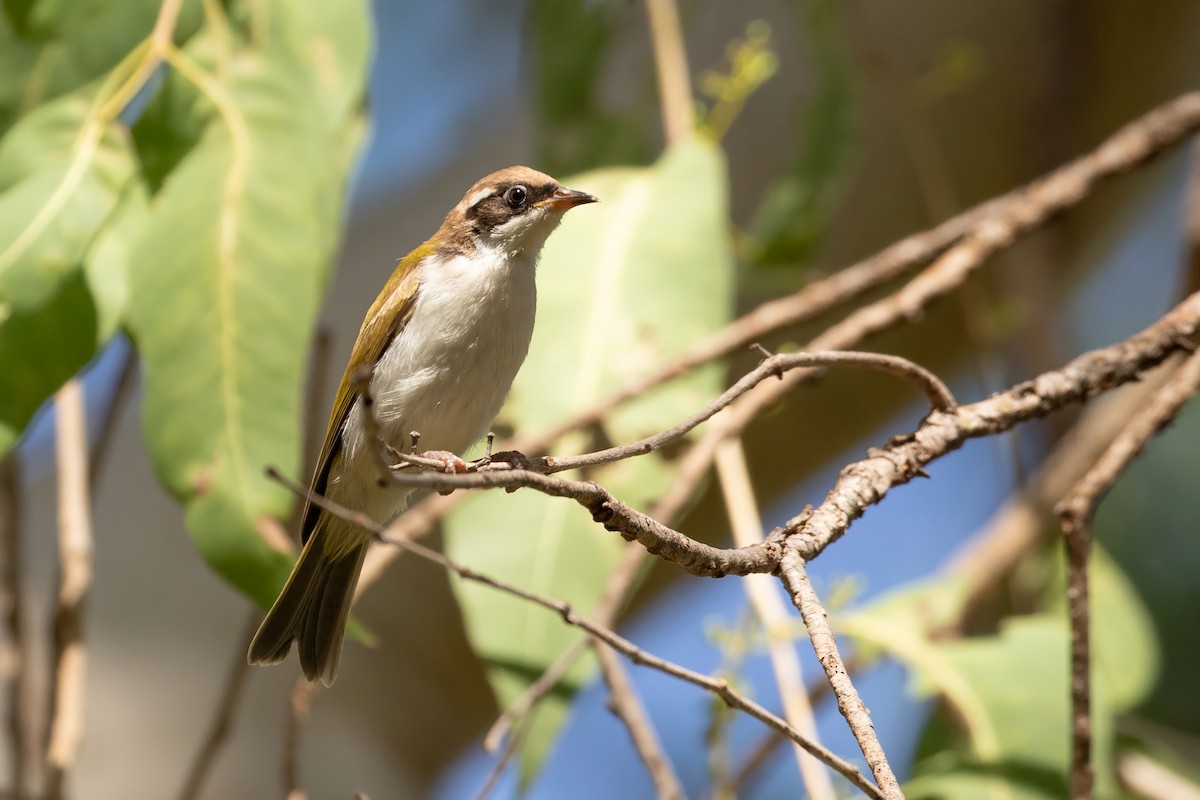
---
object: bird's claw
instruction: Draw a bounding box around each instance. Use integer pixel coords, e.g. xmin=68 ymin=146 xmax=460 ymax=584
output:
xmin=487 ymin=450 xmax=533 ymax=471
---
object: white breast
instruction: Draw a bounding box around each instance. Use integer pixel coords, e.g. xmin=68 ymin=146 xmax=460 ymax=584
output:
xmin=332 ymin=245 xmax=538 ymax=523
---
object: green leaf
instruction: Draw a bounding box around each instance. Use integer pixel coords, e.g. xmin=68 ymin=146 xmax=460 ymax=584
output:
xmin=0 ymin=86 xmax=138 ymax=314
xmin=1042 ymin=546 xmax=1159 ymax=713
xmin=836 ymin=547 xmax=1158 ymax=800
xmin=0 ymin=82 xmax=138 ymax=456
xmin=444 ymin=138 xmax=735 ymax=779
xmin=0 ymin=269 xmax=97 ymax=454
xmin=125 ymin=3 xmax=367 ymax=605
xmin=0 ymin=0 xmax=203 ymax=128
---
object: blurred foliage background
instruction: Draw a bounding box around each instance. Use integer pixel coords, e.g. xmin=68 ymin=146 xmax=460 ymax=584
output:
xmin=1 ymin=0 xmax=1199 ymax=798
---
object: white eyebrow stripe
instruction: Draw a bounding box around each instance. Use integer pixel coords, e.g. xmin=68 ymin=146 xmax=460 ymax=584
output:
xmin=467 ymin=188 xmax=494 ymax=208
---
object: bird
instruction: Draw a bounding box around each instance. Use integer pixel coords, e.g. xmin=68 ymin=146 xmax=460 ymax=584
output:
xmin=247 ymin=167 xmax=597 ymax=686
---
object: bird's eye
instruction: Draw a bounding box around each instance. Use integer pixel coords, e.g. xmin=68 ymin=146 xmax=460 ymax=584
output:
xmin=504 ymin=185 xmax=528 ymax=209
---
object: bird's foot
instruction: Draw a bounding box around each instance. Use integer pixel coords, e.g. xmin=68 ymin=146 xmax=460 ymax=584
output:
xmin=417 ymin=450 xmax=469 ymax=474
xmin=416 ymin=450 xmax=468 ymax=495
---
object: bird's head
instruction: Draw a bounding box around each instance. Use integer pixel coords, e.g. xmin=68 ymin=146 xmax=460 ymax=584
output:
xmin=434 ymin=166 xmax=597 ymax=257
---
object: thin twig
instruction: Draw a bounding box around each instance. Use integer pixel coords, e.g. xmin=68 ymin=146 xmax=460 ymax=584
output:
xmin=942 ymin=362 xmax=1180 ymax=629
xmin=0 ymin=456 xmax=28 ymax=800
xmin=473 ymin=714 xmax=529 ymax=800
xmin=780 ymin=290 xmax=1200 ymax=564
xmin=723 ymin=666 xmax=841 ymax=798
xmin=1055 ymin=348 xmax=1200 ymax=800
xmin=715 ymin=438 xmax=835 ymax=800
xmin=483 ymin=639 xmax=586 ymax=752
xmin=459 ymin=350 xmax=951 ymax=481
xmin=284 ymin=678 xmax=318 ymax=800
xmin=266 ymin=468 xmax=885 ymax=800
xmin=483 ymin=543 xmax=650 ymax=754
xmin=643 ymin=0 xmax=693 ymax=145
xmin=779 ymin=557 xmax=901 ymax=799
xmin=178 ymin=613 xmax=260 ymax=800
xmin=593 ymin=641 xmax=685 ymax=800
xmin=45 ymin=380 xmax=94 ymax=800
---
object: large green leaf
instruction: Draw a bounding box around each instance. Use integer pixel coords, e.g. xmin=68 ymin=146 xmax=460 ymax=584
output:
xmin=444 ymin=138 xmax=735 ymax=778
xmin=0 ymin=271 xmax=97 ymax=454
xmin=0 ymin=0 xmax=203 ymax=130
xmin=125 ymin=2 xmax=368 ymax=606
xmin=0 ymin=83 xmax=138 ymax=455
xmin=0 ymin=85 xmax=137 ymax=313
xmin=835 ymin=546 xmax=1158 ymax=800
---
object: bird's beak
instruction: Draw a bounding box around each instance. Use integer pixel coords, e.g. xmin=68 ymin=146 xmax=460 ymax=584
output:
xmin=538 ymin=186 xmax=599 ymax=210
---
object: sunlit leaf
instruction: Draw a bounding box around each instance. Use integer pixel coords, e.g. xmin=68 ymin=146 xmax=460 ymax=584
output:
xmin=0 ymin=0 xmax=203 ymax=128
xmin=0 ymin=83 xmax=138 ymax=455
xmin=0 ymin=86 xmax=137 ymax=313
xmin=0 ymin=271 xmax=97 ymax=454
xmin=444 ymin=138 xmax=734 ymax=779
xmin=836 ymin=545 xmax=1158 ymax=800
xmin=125 ymin=2 xmax=369 ymax=605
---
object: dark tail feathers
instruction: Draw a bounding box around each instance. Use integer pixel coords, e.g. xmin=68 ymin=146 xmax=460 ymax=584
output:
xmin=247 ymin=528 xmax=369 ymax=687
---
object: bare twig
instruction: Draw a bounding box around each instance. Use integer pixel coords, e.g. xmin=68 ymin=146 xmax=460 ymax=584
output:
xmin=643 ymin=0 xmax=692 ymax=145
xmin=779 ymin=557 xmax=901 ymax=799
xmin=284 ymin=678 xmax=318 ymax=800
xmin=45 ymin=380 xmax=94 ymax=800
xmin=178 ymin=613 xmax=260 ymax=800
xmin=724 ymin=666 xmax=841 ymax=798
xmin=483 ymin=544 xmax=650 ymax=753
xmin=473 ymin=715 xmax=528 ymax=800
xmin=781 ymin=291 xmax=1200 ymax=564
xmin=483 ymin=639 xmax=586 ymax=752
xmin=0 ymin=456 xmax=28 ymax=800
xmin=1056 ymin=348 xmax=1200 ymax=800
xmin=715 ymin=438 xmax=835 ymax=800
xmin=266 ymin=468 xmax=886 ymax=800
xmin=942 ymin=361 xmax=1180 ymax=626
xmin=593 ymin=642 xmax=685 ymax=800
xmin=463 ymin=350 xmax=952 ymax=480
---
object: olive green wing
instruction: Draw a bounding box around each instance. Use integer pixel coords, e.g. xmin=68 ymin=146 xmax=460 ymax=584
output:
xmin=299 ymin=246 xmax=431 ymax=545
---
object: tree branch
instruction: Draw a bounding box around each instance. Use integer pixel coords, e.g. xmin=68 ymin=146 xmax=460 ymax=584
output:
xmin=45 ymin=380 xmax=94 ymax=800
xmin=1055 ymin=347 xmax=1200 ymax=800
xmin=779 ymin=557 xmax=902 ymax=799
xmin=265 ymin=468 xmax=886 ymax=800
xmin=593 ymin=641 xmax=685 ymax=800
xmin=0 ymin=456 xmax=29 ymax=800
xmin=715 ymin=438 xmax=835 ymax=800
